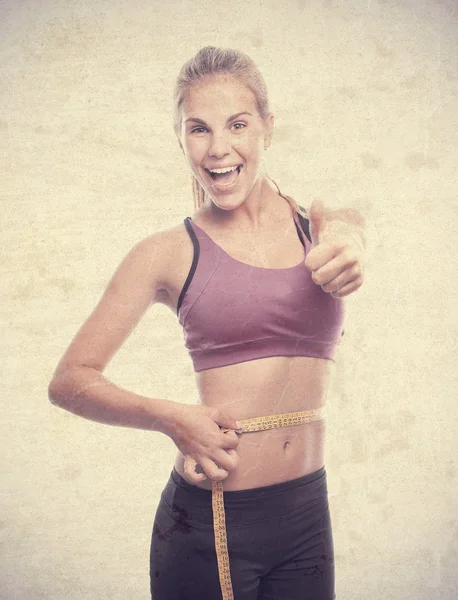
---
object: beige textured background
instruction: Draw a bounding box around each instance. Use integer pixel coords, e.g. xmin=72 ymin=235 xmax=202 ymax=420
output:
xmin=1 ymin=0 xmax=457 ymax=598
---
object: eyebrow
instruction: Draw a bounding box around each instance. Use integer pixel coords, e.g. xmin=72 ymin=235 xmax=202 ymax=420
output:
xmin=184 ymin=111 xmax=252 ymax=126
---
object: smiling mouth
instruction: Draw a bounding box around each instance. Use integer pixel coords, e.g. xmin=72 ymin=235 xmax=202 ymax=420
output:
xmin=205 ymin=165 xmax=243 ymax=183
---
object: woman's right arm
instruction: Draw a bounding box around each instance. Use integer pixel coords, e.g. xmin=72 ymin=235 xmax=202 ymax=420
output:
xmin=47 ymin=232 xmax=179 ymax=435
xmin=47 ymin=229 xmax=242 ymax=482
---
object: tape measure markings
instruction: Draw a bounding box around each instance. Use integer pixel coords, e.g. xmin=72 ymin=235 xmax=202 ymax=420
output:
xmin=212 ymin=407 xmax=326 ymax=600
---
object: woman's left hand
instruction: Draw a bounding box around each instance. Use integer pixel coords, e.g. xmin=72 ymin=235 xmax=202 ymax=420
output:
xmin=304 ymin=199 xmax=366 ymax=298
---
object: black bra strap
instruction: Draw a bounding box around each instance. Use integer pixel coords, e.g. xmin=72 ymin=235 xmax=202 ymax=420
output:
xmin=293 ymin=206 xmax=311 ymax=245
xmin=297 ymin=205 xmax=312 ymax=244
xmin=176 ymin=218 xmax=200 ymax=316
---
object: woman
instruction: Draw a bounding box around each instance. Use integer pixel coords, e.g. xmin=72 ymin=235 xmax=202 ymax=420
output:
xmin=48 ymin=47 xmax=365 ymax=600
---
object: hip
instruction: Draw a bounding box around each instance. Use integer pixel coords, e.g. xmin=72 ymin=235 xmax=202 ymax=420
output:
xmin=163 ymin=463 xmax=329 ymax=529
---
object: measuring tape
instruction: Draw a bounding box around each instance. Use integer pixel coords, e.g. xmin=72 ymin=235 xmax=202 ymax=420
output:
xmin=211 ymin=407 xmax=326 ymax=600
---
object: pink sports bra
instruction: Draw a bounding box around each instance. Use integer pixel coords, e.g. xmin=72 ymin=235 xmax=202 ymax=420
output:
xmin=177 ymin=209 xmax=345 ymax=372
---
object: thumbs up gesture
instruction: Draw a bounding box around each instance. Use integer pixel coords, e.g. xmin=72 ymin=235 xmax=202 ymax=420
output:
xmin=304 ymin=199 xmax=366 ymax=298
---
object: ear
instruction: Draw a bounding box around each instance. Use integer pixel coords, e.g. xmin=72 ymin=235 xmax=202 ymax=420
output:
xmin=264 ymin=113 xmax=274 ymax=149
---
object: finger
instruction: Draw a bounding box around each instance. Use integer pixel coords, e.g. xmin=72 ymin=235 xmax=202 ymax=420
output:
xmin=205 ymin=448 xmax=239 ymax=475
xmin=215 ymin=411 xmax=244 ymax=431
xmin=221 ymin=429 xmax=241 ymax=448
xmin=200 ymin=457 xmax=230 ymax=482
xmin=313 ymin=260 xmax=361 ymax=288
xmin=320 ymin=270 xmax=359 ymax=293
xmin=215 ymin=447 xmax=240 ymax=471
xmin=330 ymin=276 xmax=363 ymax=298
xmin=305 ymin=243 xmax=337 ymax=272
xmin=184 ymin=454 xmax=207 ymax=483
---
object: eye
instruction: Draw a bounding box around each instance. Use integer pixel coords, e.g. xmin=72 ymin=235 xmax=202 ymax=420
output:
xmin=190 ymin=126 xmax=208 ymax=134
xmin=231 ymin=122 xmax=246 ymax=131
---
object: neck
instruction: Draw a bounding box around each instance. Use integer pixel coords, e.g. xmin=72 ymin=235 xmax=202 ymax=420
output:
xmin=206 ymin=177 xmax=291 ymax=232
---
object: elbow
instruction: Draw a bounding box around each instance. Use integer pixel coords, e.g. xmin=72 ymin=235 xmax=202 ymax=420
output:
xmin=48 ymin=368 xmax=76 ymax=407
xmin=48 ymin=379 xmax=65 ymax=406
xmin=47 ymin=363 xmax=98 ymax=408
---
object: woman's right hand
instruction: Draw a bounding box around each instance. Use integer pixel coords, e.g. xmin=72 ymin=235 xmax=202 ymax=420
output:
xmin=165 ymin=403 xmax=244 ymax=484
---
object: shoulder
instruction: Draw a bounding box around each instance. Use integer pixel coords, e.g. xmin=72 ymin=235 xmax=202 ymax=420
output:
xmin=131 ymin=216 xmax=198 ymax=298
xmin=138 ymin=209 xmax=204 ymax=252
xmin=152 ymin=212 xmax=203 ymax=250
xmin=135 ymin=217 xmax=190 ymax=262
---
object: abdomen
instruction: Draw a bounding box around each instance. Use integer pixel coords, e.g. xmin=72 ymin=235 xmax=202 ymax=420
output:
xmin=174 ymin=355 xmax=333 ymax=491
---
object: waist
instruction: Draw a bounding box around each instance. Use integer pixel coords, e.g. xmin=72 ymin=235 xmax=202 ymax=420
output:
xmin=175 ymin=407 xmax=326 ymax=491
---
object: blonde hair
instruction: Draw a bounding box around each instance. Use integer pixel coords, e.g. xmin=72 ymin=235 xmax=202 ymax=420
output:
xmin=174 ymin=46 xmax=308 ymax=220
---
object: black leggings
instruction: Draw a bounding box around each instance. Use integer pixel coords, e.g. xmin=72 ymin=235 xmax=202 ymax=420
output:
xmin=149 ymin=466 xmax=335 ymax=600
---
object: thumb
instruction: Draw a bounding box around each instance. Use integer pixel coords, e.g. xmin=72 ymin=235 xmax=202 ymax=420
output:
xmin=309 ymin=199 xmax=326 ymax=247
xmin=215 ymin=410 xmax=243 ymax=431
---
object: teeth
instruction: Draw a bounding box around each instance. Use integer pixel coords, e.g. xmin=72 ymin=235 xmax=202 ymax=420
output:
xmin=208 ymin=166 xmax=239 ymax=174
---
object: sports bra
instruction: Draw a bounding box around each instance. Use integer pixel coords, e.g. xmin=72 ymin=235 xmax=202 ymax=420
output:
xmin=176 ymin=208 xmax=345 ymax=372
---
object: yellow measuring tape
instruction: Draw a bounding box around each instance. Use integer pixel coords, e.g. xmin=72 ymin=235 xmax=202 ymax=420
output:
xmin=211 ymin=407 xmax=326 ymax=600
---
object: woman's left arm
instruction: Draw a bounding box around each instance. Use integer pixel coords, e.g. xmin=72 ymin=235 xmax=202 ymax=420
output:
xmin=304 ymin=199 xmax=366 ymax=298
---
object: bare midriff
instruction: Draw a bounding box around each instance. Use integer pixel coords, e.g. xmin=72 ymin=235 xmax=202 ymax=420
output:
xmin=173 ymin=354 xmax=333 ymax=491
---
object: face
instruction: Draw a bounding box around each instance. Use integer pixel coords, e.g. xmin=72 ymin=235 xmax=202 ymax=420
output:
xmin=178 ymin=74 xmax=274 ymax=210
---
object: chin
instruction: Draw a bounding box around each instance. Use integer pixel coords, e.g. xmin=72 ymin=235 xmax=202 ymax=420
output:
xmin=210 ymin=194 xmax=248 ymax=211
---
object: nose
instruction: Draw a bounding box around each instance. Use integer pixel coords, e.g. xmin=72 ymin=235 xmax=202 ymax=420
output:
xmin=208 ymin=133 xmax=231 ymax=159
